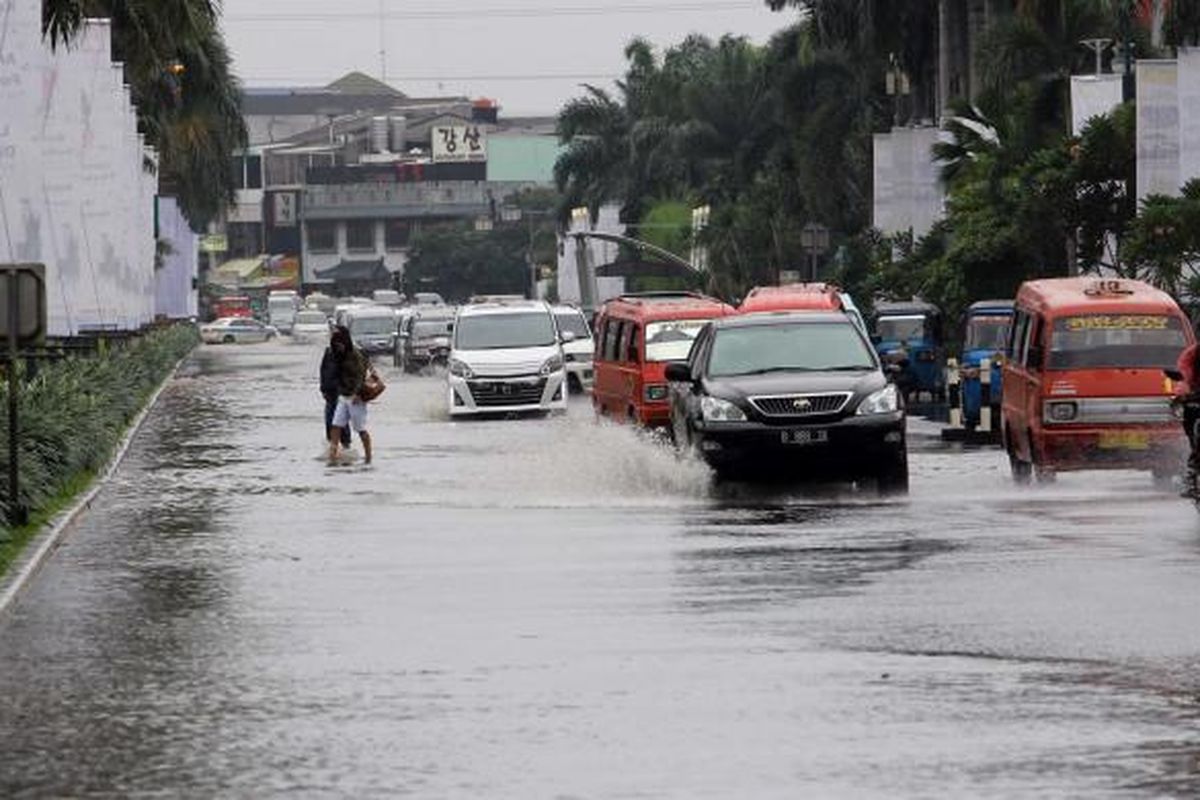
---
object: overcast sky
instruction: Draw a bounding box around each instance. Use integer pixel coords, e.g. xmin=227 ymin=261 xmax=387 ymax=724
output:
xmin=220 ymin=0 xmax=797 ymax=115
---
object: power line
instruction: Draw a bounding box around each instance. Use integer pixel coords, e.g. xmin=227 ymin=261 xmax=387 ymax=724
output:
xmin=225 ymin=2 xmax=760 ymax=22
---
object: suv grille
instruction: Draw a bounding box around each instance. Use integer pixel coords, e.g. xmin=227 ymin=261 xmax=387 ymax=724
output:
xmin=750 ymin=392 xmax=852 ymax=418
xmin=469 ymin=378 xmax=546 ymax=407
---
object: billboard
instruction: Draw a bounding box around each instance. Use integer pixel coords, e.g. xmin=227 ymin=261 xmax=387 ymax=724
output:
xmin=431 ymin=125 xmax=487 ymax=163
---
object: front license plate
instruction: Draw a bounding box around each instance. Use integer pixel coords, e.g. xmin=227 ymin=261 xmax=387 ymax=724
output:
xmin=782 ymin=429 xmax=829 ymax=446
xmin=1098 ymin=430 xmax=1150 ymax=450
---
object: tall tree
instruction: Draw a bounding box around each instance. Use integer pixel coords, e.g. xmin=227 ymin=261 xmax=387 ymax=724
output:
xmin=43 ymin=0 xmax=247 ymax=230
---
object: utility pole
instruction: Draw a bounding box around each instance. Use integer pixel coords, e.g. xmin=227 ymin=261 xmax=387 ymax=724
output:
xmin=378 ymin=0 xmax=388 ymax=84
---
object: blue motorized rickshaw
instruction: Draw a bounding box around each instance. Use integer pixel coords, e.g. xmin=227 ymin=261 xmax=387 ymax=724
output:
xmin=873 ymin=301 xmax=944 ymax=401
xmin=958 ymin=300 xmax=1014 ymax=428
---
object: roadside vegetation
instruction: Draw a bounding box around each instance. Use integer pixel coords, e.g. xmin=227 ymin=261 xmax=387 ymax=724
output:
xmin=554 ymin=0 xmax=1200 ymax=323
xmin=0 ymin=325 xmax=198 ymax=551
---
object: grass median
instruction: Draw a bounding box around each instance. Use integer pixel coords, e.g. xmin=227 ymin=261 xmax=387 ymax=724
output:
xmin=0 ymin=324 xmax=198 ymax=574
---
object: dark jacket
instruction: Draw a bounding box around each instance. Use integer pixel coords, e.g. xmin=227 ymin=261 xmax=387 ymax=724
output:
xmin=336 ymin=348 xmax=368 ymax=398
xmin=320 ymin=348 xmax=340 ymax=401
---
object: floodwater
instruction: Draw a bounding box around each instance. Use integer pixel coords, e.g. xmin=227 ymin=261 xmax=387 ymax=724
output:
xmin=3 ymin=340 xmax=1200 ymax=797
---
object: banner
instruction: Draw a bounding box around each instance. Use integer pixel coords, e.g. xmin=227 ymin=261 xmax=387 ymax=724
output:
xmin=1136 ymin=60 xmax=1180 ymax=200
xmin=1070 ymin=75 xmax=1123 ymax=136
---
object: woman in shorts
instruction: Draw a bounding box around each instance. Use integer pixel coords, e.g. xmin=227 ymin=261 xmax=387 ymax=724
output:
xmin=327 ymin=326 xmax=373 ymax=465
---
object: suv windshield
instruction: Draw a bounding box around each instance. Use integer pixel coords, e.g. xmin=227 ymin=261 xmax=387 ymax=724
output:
xmin=554 ymin=312 xmax=591 ymax=339
xmin=413 ymin=319 xmax=452 ymax=338
xmin=351 ymin=316 xmax=395 ymax=336
xmin=709 ymin=322 xmax=877 ymax=377
xmin=646 ymin=319 xmax=710 ymax=362
xmin=876 ymin=316 xmax=926 ymax=342
xmin=1048 ymin=315 xmax=1187 ymax=369
xmin=295 ymin=311 xmax=326 ymax=325
xmin=456 ymin=312 xmax=556 ymax=350
xmin=965 ymin=315 xmax=1011 ymax=350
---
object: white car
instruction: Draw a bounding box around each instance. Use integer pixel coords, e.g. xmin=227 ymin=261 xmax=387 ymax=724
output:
xmin=553 ymin=305 xmax=594 ymax=393
xmin=200 ymin=317 xmax=278 ymax=344
xmin=291 ymin=309 xmax=331 ymax=342
xmin=447 ymin=300 xmax=570 ymax=417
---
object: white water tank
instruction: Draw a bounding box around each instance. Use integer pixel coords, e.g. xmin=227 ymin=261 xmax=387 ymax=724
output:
xmin=370 ymin=116 xmax=389 ymax=153
xmin=389 ymin=116 xmax=407 ymax=153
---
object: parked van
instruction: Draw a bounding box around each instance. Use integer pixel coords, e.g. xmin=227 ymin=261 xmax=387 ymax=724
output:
xmin=592 ymin=292 xmax=735 ymax=427
xmin=1002 ymin=278 xmax=1192 ymax=483
xmin=740 ymin=283 xmax=868 ymax=334
xmin=873 ymin=300 xmax=944 ymax=401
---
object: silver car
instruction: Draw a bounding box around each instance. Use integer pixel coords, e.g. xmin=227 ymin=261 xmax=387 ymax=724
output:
xmin=200 ymin=317 xmax=278 ymax=344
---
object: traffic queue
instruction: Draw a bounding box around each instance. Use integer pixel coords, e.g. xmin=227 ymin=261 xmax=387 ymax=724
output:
xmin=579 ymin=277 xmax=1199 ymax=496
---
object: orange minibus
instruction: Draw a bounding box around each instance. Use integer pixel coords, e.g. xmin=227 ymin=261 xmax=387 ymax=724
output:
xmin=592 ymin=292 xmax=734 ymax=427
xmin=1001 ymin=278 xmax=1193 ymax=482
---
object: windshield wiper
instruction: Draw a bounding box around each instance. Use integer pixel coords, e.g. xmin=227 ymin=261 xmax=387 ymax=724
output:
xmin=725 ymin=366 xmax=817 ymax=376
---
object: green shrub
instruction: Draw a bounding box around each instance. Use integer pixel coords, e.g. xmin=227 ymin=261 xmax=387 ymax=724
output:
xmin=0 ymin=324 xmax=198 ymax=530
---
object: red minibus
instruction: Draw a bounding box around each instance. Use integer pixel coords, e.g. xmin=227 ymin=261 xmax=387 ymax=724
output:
xmin=592 ymin=292 xmax=734 ymax=427
xmin=1002 ymin=278 xmax=1192 ymax=482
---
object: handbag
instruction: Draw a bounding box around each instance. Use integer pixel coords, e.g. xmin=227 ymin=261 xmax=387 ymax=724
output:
xmin=360 ymin=368 xmax=386 ymax=402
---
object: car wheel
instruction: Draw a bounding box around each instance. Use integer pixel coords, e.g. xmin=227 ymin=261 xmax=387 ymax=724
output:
xmin=876 ymin=451 xmax=910 ymax=495
xmin=222 ymin=334 xmax=235 ymax=344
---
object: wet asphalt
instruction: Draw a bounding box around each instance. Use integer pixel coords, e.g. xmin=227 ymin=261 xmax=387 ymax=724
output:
xmin=3 ymin=340 xmax=1200 ymax=798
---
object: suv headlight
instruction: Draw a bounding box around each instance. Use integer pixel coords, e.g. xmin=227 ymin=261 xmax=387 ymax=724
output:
xmin=448 ymin=358 xmax=474 ymax=379
xmin=540 ymin=354 xmax=564 ymax=376
xmin=701 ymin=396 xmax=746 ymax=423
xmin=857 ymin=384 xmax=900 ymax=415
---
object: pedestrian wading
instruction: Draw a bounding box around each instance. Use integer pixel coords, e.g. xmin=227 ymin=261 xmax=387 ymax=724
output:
xmin=0 ymin=324 xmax=198 ymax=573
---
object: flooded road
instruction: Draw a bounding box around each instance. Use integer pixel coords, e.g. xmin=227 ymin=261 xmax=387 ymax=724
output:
xmin=4 ymin=340 xmax=1200 ymax=797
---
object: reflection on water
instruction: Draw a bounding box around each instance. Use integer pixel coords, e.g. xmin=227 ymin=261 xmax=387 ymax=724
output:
xmin=2 ymin=341 xmax=1200 ymax=796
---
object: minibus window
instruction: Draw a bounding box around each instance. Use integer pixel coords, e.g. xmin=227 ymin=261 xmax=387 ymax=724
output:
xmin=1047 ymin=315 xmax=1187 ymax=369
xmin=645 ymin=319 xmax=711 ymax=362
xmin=626 ymin=325 xmax=641 ymax=363
xmin=604 ymin=319 xmax=621 ymax=361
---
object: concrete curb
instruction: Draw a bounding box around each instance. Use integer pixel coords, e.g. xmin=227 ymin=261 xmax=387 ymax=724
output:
xmin=0 ymin=350 xmax=193 ymax=616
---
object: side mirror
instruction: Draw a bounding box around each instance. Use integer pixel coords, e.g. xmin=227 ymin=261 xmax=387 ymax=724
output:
xmin=1026 ymin=346 xmax=1044 ymax=368
xmin=561 ymin=330 xmax=577 ymax=344
xmin=1165 ymin=368 xmax=1184 ymax=382
xmin=664 ymin=362 xmax=692 ymax=383
xmin=446 ymin=322 xmax=455 ymax=333
xmin=884 ymin=363 xmax=904 ymax=381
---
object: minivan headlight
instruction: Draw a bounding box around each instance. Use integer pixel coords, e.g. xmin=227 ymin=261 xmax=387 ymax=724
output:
xmin=857 ymin=384 xmax=900 ymax=415
xmin=540 ymin=354 xmax=564 ymax=376
xmin=701 ymin=396 xmax=746 ymax=423
xmin=448 ymin=358 xmax=474 ymax=379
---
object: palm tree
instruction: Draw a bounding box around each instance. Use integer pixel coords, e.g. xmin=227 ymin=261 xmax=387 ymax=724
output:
xmin=42 ymin=0 xmax=246 ymax=230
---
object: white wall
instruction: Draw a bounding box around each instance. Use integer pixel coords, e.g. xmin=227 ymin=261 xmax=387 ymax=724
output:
xmin=872 ymin=127 xmax=944 ymax=238
xmin=155 ymin=197 xmax=197 ymax=319
xmin=556 ymin=204 xmax=622 ymax=306
xmin=0 ymin=6 xmax=158 ymax=335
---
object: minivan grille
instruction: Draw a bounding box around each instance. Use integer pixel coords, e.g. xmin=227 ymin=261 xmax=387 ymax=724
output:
xmin=469 ymin=378 xmax=546 ymax=407
xmin=750 ymin=392 xmax=852 ymax=418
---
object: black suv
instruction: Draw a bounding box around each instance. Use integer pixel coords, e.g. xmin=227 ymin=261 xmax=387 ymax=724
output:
xmin=396 ymin=309 xmax=455 ymax=373
xmin=665 ymin=312 xmax=908 ymax=490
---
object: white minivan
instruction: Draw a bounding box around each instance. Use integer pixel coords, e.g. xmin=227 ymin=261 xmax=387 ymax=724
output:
xmin=447 ymin=300 xmax=570 ymax=417
xmin=552 ymin=304 xmax=594 ymax=393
